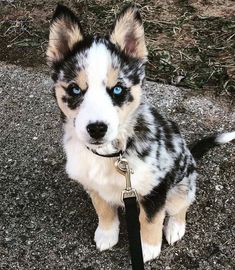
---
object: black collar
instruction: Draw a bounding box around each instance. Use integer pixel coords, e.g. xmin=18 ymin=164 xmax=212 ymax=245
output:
xmin=86 ymin=146 xmax=123 ymax=158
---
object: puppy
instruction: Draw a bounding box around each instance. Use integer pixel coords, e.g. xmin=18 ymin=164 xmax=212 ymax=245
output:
xmin=47 ymin=4 xmax=235 ymax=262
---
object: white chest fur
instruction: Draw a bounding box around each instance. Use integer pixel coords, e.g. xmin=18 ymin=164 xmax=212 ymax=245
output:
xmin=64 ymin=133 xmax=158 ymax=205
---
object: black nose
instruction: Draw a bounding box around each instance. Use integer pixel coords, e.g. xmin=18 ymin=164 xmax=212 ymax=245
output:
xmin=86 ymin=122 xmax=108 ymax=140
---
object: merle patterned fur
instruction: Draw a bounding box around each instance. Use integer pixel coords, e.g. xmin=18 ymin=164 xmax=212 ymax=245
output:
xmin=123 ymin=104 xmax=196 ymax=221
xmin=49 ymin=5 xmax=197 ymax=225
xmin=50 ymin=34 xmax=196 ymax=222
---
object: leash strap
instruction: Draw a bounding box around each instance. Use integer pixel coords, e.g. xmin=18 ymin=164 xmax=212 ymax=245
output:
xmin=88 ymin=146 xmax=145 ymax=268
xmin=124 ymin=196 xmax=145 ymax=270
xmin=115 ymin=157 xmax=145 ymax=270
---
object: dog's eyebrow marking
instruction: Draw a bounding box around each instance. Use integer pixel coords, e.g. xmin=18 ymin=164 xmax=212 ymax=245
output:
xmin=106 ymin=67 xmax=119 ymax=88
xmin=75 ymin=69 xmax=88 ymax=90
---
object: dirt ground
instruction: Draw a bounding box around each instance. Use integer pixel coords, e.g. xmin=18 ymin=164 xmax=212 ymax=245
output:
xmin=0 ymin=0 xmax=235 ymax=97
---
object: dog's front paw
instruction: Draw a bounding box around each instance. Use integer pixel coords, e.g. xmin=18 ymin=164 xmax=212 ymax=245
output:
xmin=94 ymin=221 xmax=119 ymax=251
xmin=142 ymin=242 xmax=161 ymax=262
xmin=164 ymin=217 xmax=185 ymax=245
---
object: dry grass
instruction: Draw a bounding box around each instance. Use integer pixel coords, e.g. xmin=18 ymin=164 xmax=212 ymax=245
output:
xmin=0 ymin=0 xmax=234 ymax=97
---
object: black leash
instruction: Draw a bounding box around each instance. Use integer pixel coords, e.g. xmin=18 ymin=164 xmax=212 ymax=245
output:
xmin=87 ymin=147 xmax=145 ymax=269
xmin=124 ymin=196 xmax=144 ymax=269
xmin=115 ymin=157 xmax=145 ymax=270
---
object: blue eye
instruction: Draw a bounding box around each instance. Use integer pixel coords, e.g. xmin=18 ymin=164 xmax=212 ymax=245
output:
xmin=68 ymin=84 xmax=81 ymax=96
xmin=72 ymin=87 xmax=81 ymax=95
xmin=112 ymin=86 xmax=123 ymax=95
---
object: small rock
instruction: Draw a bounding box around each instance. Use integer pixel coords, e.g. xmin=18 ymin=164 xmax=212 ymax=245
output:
xmin=215 ymin=185 xmax=223 ymax=191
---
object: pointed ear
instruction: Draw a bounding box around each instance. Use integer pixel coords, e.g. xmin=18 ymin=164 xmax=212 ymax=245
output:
xmin=47 ymin=4 xmax=84 ymax=65
xmin=110 ymin=5 xmax=147 ymax=60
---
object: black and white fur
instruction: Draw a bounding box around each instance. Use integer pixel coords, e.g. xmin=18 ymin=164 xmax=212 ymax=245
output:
xmin=47 ymin=4 xmax=235 ymax=263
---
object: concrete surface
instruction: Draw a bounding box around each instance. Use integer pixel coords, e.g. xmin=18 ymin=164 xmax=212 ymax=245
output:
xmin=0 ymin=62 xmax=234 ymax=270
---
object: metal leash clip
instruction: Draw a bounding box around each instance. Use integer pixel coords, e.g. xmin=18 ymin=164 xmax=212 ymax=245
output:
xmin=115 ymin=155 xmax=138 ymax=202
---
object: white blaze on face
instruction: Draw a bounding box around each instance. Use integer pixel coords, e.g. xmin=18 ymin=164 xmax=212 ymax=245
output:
xmin=87 ymin=42 xmax=111 ymax=88
xmin=74 ymin=42 xmax=119 ymax=144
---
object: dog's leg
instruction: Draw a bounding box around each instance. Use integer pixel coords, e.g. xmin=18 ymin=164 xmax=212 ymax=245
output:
xmin=164 ymin=177 xmax=196 ymax=245
xmin=140 ymin=206 xmax=165 ymax=262
xmin=90 ymin=191 xmax=119 ymax=251
xmin=164 ymin=205 xmax=188 ymax=245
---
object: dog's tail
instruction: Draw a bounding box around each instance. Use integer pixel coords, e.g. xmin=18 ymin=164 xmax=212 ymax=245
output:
xmin=190 ymin=131 xmax=235 ymax=160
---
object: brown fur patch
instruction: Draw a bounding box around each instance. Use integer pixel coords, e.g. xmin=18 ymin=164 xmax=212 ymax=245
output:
xmin=140 ymin=206 xmax=165 ymax=245
xmin=90 ymin=191 xmax=117 ymax=230
xmin=116 ymin=84 xmax=143 ymax=149
xmin=170 ymin=207 xmax=187 ymax=225
xmin=165 ymin=187 xmax=191 ymax=216
xmin=118 ymin=85 xmax=141 ymax=119
xmin=47 ymin=19 xmax=83 ymax=64
xmin=110 ymin=7 xmax=147 ymax=59
xmin=106 ymin=67 xmax=119 ymax=88
xmin=54 ymin=82 xmax=77 ymax=118
xmin=75 ymin=69 xmax=88 ymax=90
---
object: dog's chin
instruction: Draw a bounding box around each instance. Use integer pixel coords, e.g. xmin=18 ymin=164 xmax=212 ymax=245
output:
xmin=85 ymin=138 xmax=121 ymax=155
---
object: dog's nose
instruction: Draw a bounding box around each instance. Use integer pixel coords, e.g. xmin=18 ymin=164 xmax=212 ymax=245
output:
xmin=86 ymin=122 xmax=108 ymax=140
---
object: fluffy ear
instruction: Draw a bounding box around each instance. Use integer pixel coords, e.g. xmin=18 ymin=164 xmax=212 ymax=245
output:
xmin=110 ymin=5 xmax=147 ymax=60
xmin=47 ymin=4 xmax=84 ymax=65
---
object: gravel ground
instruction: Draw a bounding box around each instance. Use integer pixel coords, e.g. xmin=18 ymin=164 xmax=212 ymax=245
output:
xmin=0 ymin=63 xmax=234 ymax=270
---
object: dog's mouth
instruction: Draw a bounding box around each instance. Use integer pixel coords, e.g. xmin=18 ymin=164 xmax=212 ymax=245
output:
xmin=86 ymin=139 xmax=108 ymax=149
xmin=86 ymin=139 xmax=121 ymax=155
xmin=90 ymin=140 xmax=104 ymax=146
